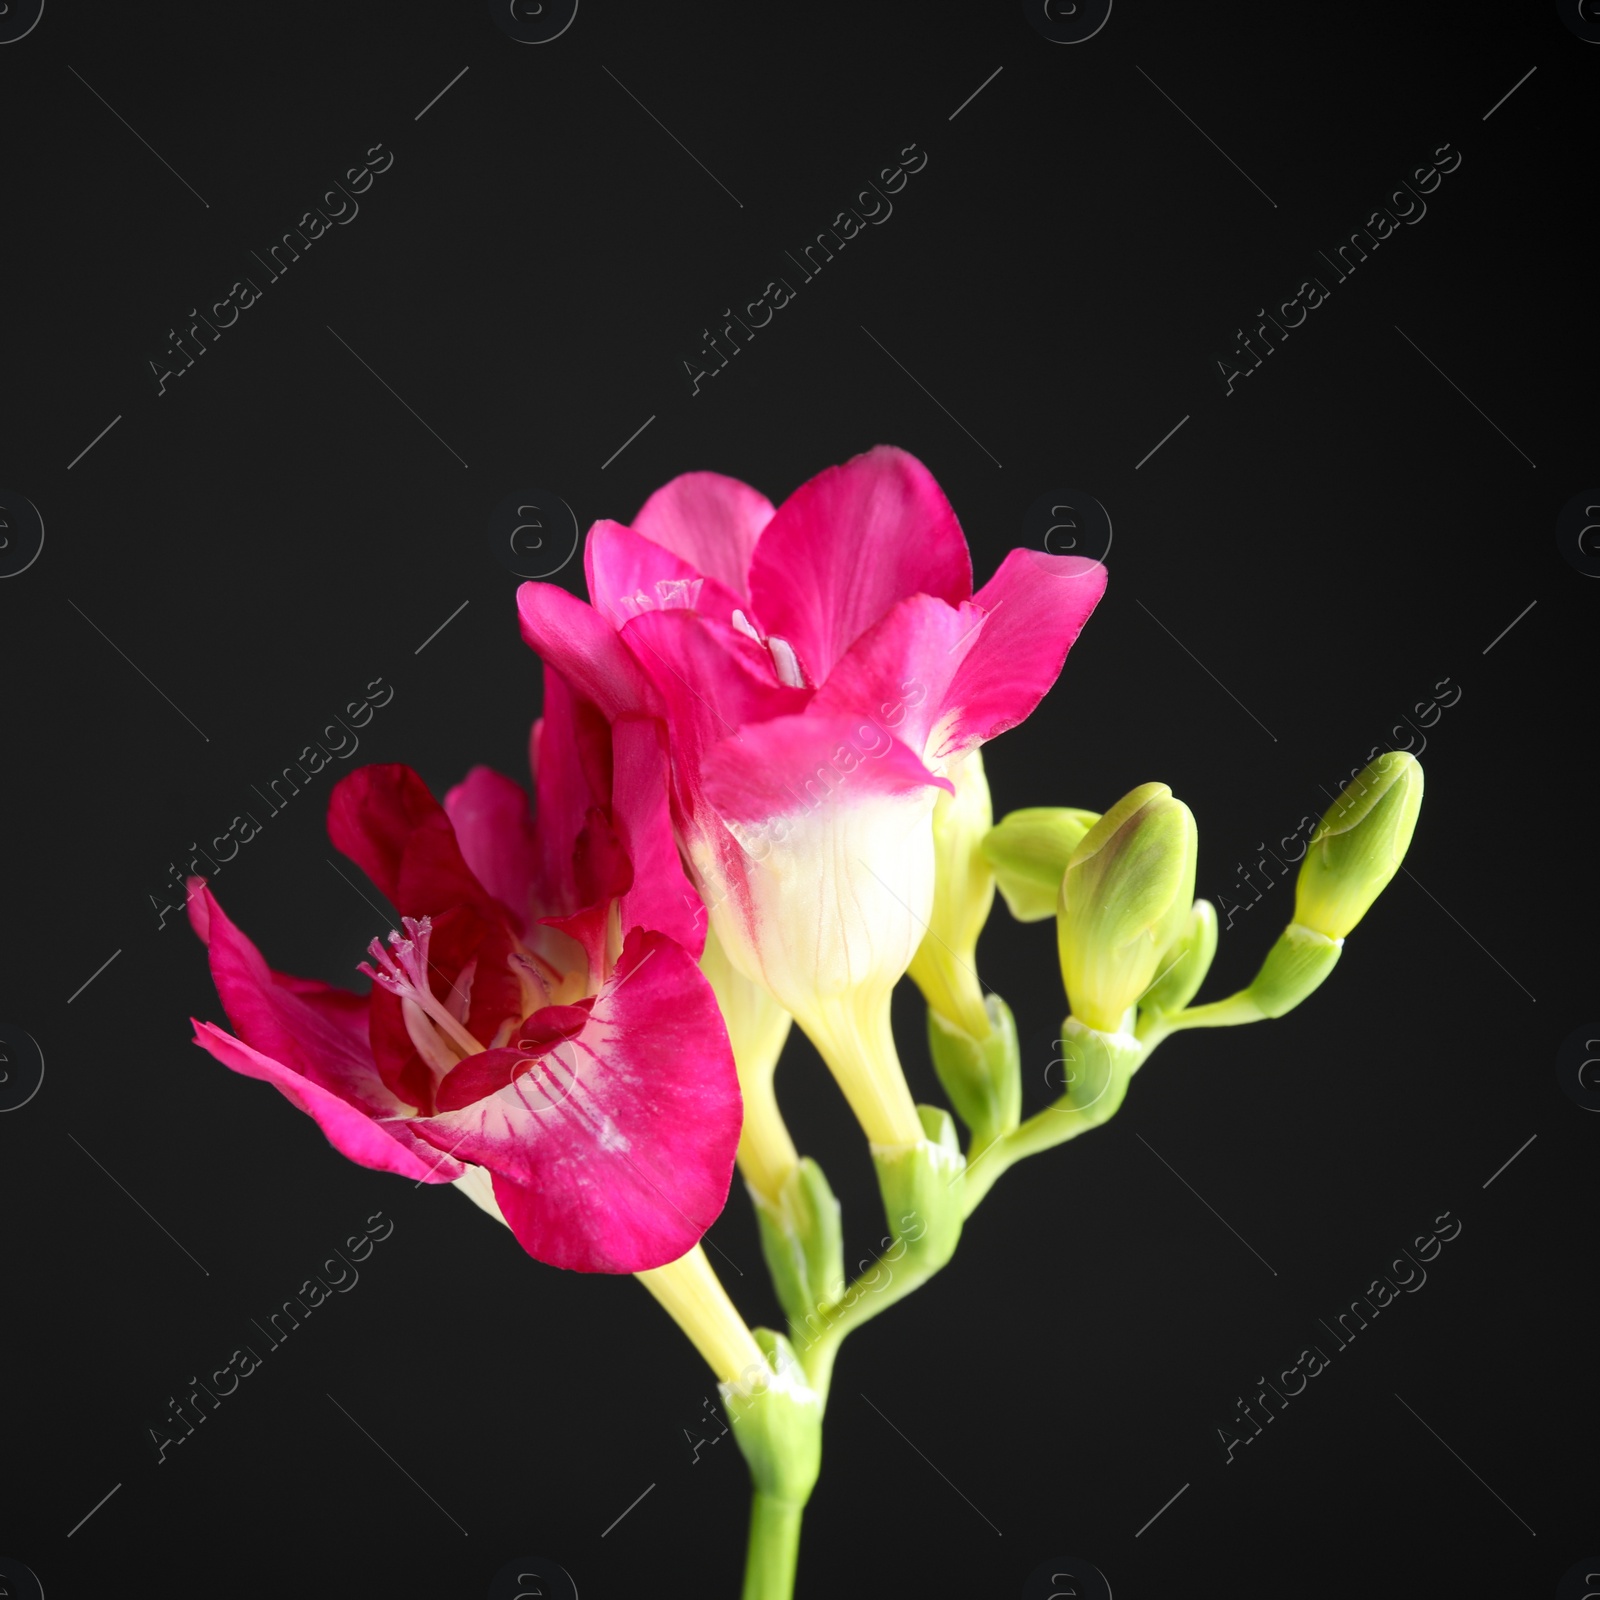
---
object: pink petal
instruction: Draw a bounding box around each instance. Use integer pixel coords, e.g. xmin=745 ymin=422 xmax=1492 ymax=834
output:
xmin=189 ymin=875 xmax=368 ymax=1045
xmin=808 ymin=594 xmax=986 ymax=760
xmin=934 ymin=549 xmax=1107 ymax=762
xmin=193 ymin=883 xmax=408 ymax=1115
xmin=539 ymin=805 xmax=632 ymax=984
xmin=410 ymin=930 xmax=741 ymax=1273
xmin=326 ymin=765 xmax=443 ymax=908
xmin=531 ymin=666 xmax=612 ymax=921
xmin=434 ymin=1004 xmax=591 ymax=1112
xmin=516 ymin=580 xmax=660 ymax=724
xmin=700 ymin=711 xmax=952 ymax=829
xmin=747 ymin=446 xmax=972 ymax=684
xmin=611 ymin=715 xmax=707 ymax=956
xmin=584 ymin=520 xmax=745 ymax=632
xmin=618 ymin=610 xmax=809 ymax=803
xmin=191 ymin=1021 xmax=460 ymax=1182
xmin=631 ymin=470 xmax=776 ymax=602
xmin=442 ymin=766 xmax=541 ymax=938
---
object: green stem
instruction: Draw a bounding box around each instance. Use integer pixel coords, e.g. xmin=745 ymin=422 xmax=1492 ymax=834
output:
xmin=1144 ymin=991 xmax=1264 ymax=1035
xmin=791 ymin=1241 xmax=948 ymax=1410
xmin=960 ymin=1064 xmax=1132 ymax=1215
xmin=742 ymin=1493 xmax=805 ymax=1600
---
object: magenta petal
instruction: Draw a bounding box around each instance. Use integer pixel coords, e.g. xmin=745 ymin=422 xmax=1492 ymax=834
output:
xmin=327 ymin=764 xmax=444 ymax=907
xmin=531 ymin=667 xmax=612 ymax=920
xmin=631 ymin=470 xmax=775 ymax=602
xmin=619 ymin=609 xmax=809 ymax=785
xmin=442 ymin=766 xmax=540 ymax=937
xmin=195 ymin=883 xmax=410 ymax=1114
xmin=748 ymin=446 xmax=973 ymax=683
xmin=611 ymin=716 xmax=706 ymax=956
xmin=411 ymin=930 xmax=741 ymax=1272
xmin=700 ymin=711 xmax=952 ymax=829
xmin=517 ymin=579 xmax=660 ymax=723
xmin=191 ymin=1021 xmax=460 ymax=1182
xmin=935 ymin=549 xmax=1108 ymax=761
xmin=585 ymin=519 xmax=745 ymax=632
xmin=191 ymin=875 xmax=372 ymax=1054
xmin=808 ymin=594 xmax=986 ymax=758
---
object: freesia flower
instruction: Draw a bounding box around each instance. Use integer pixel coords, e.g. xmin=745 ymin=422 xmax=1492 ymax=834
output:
xmin=187 ymin=673 xmax=742 ymax=1273
xmin=516 ymin=446 xmax=1106 ymax=1150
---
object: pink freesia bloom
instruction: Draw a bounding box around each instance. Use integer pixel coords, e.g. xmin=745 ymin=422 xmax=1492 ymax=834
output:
xmin=516 ymin=446 xmax=1106 ymax=1147
xmin=187 ymin=678 xmax=742 ymax=1273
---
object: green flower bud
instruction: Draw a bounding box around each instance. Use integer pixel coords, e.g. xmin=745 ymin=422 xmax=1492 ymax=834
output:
xmin=1139 ymin=898 xmax=1219 ymax=1017
xmin=1057 ymin=783 xmax=1198 ymax=1032
xmin=907 ymin=750 xmax=996 ymax=1038
xmin=752 ymin=1158 xmax=845 ymax=1334
xmin=926 ymin=994 xmax=1021 ymax=1147
xmin=981 ymin=806 xmax=1101 ymax=923
xmin=1295 ymin=753 xmax=1423 ymax=939
xmin=1243 ymin=922 xmax=1343 ymax=1018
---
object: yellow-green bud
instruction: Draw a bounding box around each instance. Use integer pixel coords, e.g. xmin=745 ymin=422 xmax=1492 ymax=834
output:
xmin=1057 ymin=783 xmax=1198 ymax=1032
xmin=982 ymin=806 xmax=1101 ymax=922
xmin=1139 ymin=898 xmax=1219 ymax=1017
xmin=1295 ymin=753 xmax=1423 ymax=939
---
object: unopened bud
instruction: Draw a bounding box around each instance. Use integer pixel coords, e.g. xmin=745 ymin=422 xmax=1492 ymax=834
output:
xmin=1057 ymin=783 xmax=1197 ymax=1032
xmin=982 ymin=806 xmax=1100 ymax=922
xmin=1295 ymin=754 xmax=1423 ymax=939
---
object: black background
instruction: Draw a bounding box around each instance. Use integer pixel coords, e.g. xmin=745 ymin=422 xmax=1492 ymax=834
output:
xmin=2 ymin=2 xmax=1594 ymax=1595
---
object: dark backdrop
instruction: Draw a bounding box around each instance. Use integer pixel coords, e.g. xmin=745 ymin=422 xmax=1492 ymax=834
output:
xmin=2 ymin=3 xmax=1593 ymax=1596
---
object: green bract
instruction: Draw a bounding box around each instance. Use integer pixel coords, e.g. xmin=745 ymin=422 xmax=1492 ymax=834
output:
xmin=926 ymin=994 xmax=1021 ymax=1147
xmin=1139 ymin=898 xmax=1219 ymax=1017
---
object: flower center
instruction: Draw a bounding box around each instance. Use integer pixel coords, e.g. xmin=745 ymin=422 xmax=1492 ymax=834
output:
xmin=359 ymin=916 xmax=484 ymax=1060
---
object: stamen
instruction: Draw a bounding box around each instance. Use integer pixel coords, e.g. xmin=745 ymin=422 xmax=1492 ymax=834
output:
xmin=767 ymin=635 xmax=806 ymax=688
xmin=358 ymin=916 xmax=483 ymax=1057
